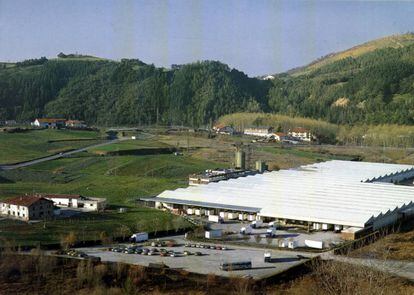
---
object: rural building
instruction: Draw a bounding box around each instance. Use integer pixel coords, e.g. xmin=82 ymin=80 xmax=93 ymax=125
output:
xmin=32 ymin=118 xmax=66 ymax=128
xmin=288 ymin=127 xmax=313 ymax=142
xmin=39 ymin=194 xmax=106 ymax=211
xmin=143 ymin=161 xmax=414 ymax=236
xmin=212 ymin=124 xmax=234 ymax=135
xmin=0 ymin=195 xmax=54 ymax=221
xmin=189 ymin=169 xmax=256 ymax=185
xmin=263 ymin=75 xmax=275 ymax=80
xmin=0 ymin=120 xmax=17 ymax=126
xmin=272 ymin=132 xmax=287 ymax=141
xmin=65 ymin=120 xmax=87 ymax=129
xmin=4 ymin=120 xmax=17 ymax=126
xmin=244 ymin=127 xmax=274 ymax=138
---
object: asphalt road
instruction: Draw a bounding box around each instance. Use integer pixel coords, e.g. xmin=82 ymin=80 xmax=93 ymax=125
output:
xmin=0 ymin=138 xmax=126 ymax=171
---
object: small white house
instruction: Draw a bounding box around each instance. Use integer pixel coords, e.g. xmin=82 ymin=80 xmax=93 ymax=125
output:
xmin=288 ymin=127 xmax=313 ymax=142
xmin=32 ymin=118 xmax=66 ymax=128
xmin=244 ymin=127 xmax=274 ymax=138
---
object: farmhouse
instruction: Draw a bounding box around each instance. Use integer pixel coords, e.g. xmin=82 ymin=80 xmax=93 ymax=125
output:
xmin=272 ymin=132 xmax=287 ymax=141
xmin=143 ymin=161 xmax=414 ymax=236
xmin=288 ymin=127 xmax=313 ymax=142
xmin=0 ymin=195 xmax=54 ymax=221
xmin=65 ymin=119 xmax=87 ymax=129
xmin=212 ymin=124 xmax=234 ymax=135
xmin=39 ymin=194 xmax=106 ymax=211
xmin=32 ymin=118 xmax=66 ymax=128
xmin=244 ymin=127 xmax=274 ymax=138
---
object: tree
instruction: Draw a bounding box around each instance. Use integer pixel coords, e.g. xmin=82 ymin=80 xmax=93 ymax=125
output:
xmin=99 ymin=231 xmax=112 ymax=245
xmin=61 ymin=231 xmax=77 ymax=249
xmin=118 ymin=225 xmax=131 ymax=241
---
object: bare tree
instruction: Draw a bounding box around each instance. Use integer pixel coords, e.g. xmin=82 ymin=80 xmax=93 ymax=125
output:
xmin=60 ymin=231 xmax=77 ymax=249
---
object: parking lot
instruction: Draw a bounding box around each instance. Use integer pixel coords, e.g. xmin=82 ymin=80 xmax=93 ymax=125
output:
xmin=210 ymin=221 xmax=343 ymax=248
xmin=75 ymin=236 xmax=316 ymax=279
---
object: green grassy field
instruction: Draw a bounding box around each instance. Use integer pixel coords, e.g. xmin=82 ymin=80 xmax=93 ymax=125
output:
xmin=0 ymin=129 xmax=104 ymax=164
xmin=258 ymin=146 xmax=353 ymax=162
xmin=0 ymin=207 xmax=188 ymax=246
xmin=89 ymin=139 xmax=171 ymax=152
xmin=0 ymin=131 xmax=224 ymax=245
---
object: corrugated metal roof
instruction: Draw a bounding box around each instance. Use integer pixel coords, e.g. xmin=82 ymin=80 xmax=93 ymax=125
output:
xmin=155 ymin=160 xmax=414 ymax=227
xmin=140 ymin=197 xmax=261 ymax=213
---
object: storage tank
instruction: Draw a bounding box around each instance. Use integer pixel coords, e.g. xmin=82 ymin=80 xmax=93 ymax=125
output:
xmin=255 ymin=160 xmax=267 ymax=172
xmin=235 ymin=150 xmax=246 ymax=169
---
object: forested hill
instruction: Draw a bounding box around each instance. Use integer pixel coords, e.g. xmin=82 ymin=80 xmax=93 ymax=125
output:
xmin=268 ymin=33 xmax=414 ymax=125
xmin=287 ymin=34 xmax=414 ymax=77
xmin=2 ymin=33 xmax=414 ymax=126
xmin=0 ymin=57 xmax=270 ymax=126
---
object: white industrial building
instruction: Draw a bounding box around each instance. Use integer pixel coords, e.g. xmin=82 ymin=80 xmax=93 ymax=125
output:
xmin=143 ymin=161 xmax=414 ymax=234
xmin=38 ymin=194 xmax=106 ymax=211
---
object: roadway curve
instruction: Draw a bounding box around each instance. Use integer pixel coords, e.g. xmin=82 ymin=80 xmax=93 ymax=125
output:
xmin=0 ymin=138 xmax=127 ymax=171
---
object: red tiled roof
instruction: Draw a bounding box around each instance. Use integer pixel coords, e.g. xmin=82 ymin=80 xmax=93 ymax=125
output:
xmin=66 ymin=120 xmax=85 ymax=124
xmin=291 ymin=127 xmax=309 ymax=133
xmin=213 ymin=123 xmax=225 ymax=130
xmin=36 ymin=118 xmax=66 ymax=123
xmin=274 ymin=132 xmax=286 ymax=137
xmin=39 ymin=194 xmax=82 ymax=199
xmin=1 ymin=195 xmax=52 ymax=207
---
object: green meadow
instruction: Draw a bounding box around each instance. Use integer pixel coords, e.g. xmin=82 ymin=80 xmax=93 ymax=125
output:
xmin=0 ymin=129 xmax=103 ymax=164
xmin=0 ymin=129 xmax=223 ymax=245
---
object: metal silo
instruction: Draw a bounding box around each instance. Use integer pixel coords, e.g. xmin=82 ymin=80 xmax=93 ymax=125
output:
xmin=235 ymin=150 xmax=246 ymax=170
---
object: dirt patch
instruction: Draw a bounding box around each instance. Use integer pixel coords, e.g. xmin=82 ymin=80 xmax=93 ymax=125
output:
xmin=350 ymin=220 xmax=414 ymax=261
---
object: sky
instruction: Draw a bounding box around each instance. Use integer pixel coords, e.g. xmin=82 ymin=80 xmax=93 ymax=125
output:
xmin=1 ymin=0 xmax=414 ymax=76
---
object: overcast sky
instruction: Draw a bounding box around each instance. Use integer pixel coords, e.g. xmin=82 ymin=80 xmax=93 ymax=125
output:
xmin=1 ymin=0 xmax=414 ymax=76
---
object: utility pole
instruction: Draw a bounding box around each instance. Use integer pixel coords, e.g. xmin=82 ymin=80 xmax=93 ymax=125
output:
xmin=187 ymin=131 xmax=190 ymax=153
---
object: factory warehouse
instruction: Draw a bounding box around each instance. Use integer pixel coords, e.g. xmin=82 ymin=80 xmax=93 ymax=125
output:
xmin=142 ymin=161 xmax=414 ymax=235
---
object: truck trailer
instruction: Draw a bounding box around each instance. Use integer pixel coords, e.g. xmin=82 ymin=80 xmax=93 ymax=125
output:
xmin=208 ymin=215 xmax=224 ymax=223
xmin=130 ymin=232 xmax=149 ymax=243
xmin=251 ymin=220 xmax=263 ymax=228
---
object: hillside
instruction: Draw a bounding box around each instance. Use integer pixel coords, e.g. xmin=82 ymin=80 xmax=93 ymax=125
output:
xmin=2 ymin=34 xmax=414 ymax=127
xmin=0 ymin=57 xmax=270 ymax=126
xmin=267 ymin=33 xmax=414 ymax=125
xmin=288 ymin=33 xmax=414 ymax=76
